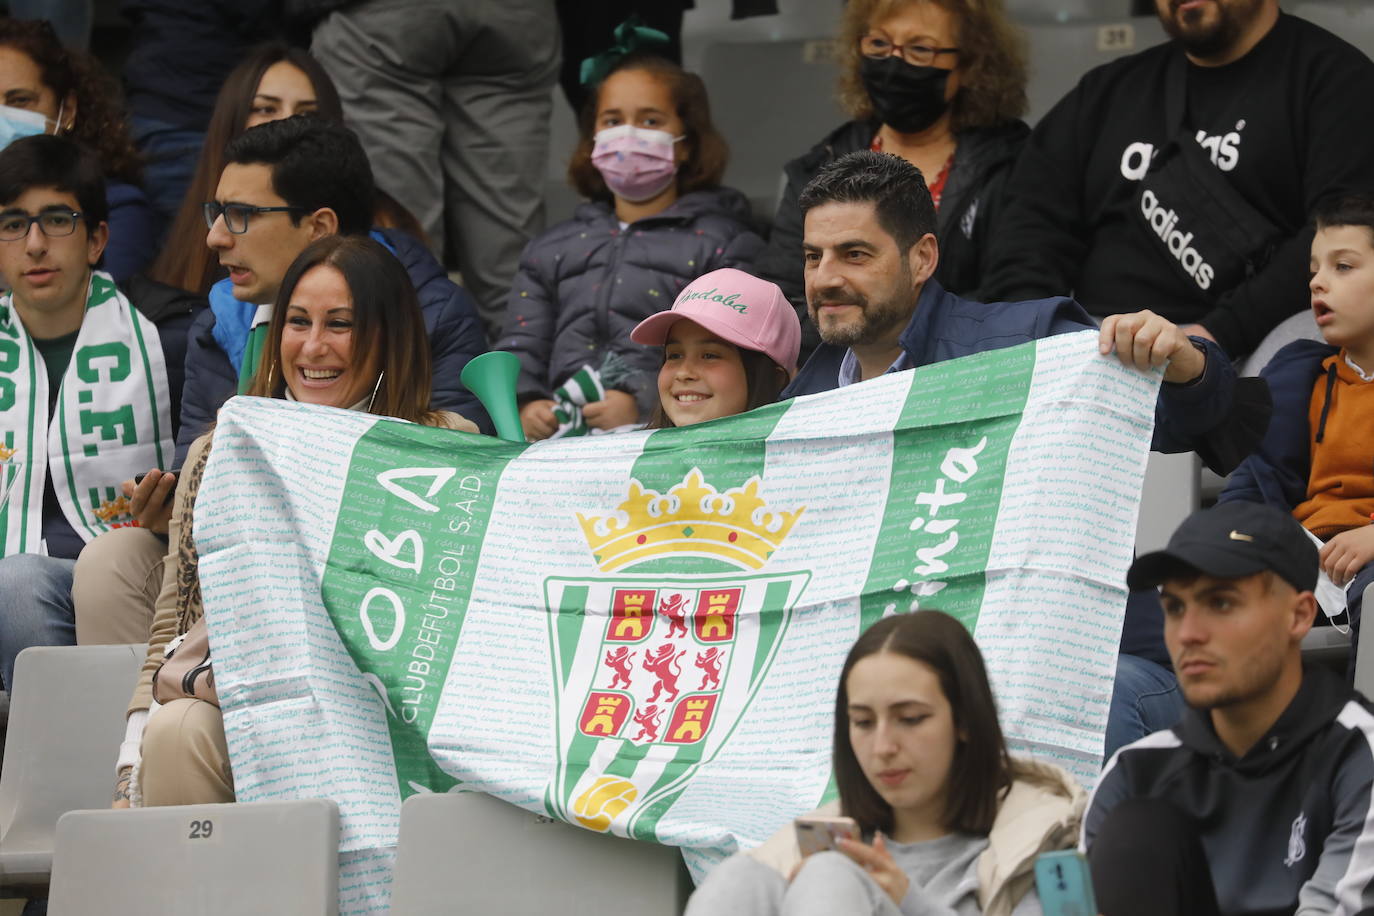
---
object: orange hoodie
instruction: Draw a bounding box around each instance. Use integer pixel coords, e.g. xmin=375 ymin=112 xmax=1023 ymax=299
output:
xmin=1293 ymin=351 xmax=1374 ymax=539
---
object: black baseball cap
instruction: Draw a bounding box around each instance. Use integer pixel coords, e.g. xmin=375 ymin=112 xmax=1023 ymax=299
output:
xmin=1127 ymin=502 xmax=1318 ymax=593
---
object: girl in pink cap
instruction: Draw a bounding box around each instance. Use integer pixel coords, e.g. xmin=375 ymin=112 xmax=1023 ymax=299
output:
xmin=631 ymin=267 xmax=802 ymax=427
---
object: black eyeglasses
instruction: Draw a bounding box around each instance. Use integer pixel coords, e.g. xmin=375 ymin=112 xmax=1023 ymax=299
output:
xmin=860 ymin=34 xmax=959 ymax=67
xmin=0 ymin=209 xmax=83 ymax=241
xmin=203 ymin=201 xmax=307 ymax=235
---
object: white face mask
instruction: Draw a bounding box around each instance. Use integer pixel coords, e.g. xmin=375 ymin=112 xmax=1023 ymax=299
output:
xmin=0 ymin=102 xmax=61 ymax=152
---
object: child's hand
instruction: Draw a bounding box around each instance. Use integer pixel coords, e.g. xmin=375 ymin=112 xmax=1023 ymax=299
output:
xmin=836 ymin=834 xmax=909 ymax=905
xmin=1320 ymin=526 xmax=1374 ymax=586
xmin=519 ymin=399 xmax=558 ymax=441
xmin=583 ymin=390 xmax=639 ymax=430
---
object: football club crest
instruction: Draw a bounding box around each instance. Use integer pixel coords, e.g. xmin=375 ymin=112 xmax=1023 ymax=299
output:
xmin=544 ymin=469 xmax=810 ymax=841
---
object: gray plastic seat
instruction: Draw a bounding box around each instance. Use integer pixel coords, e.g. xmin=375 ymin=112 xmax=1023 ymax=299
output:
xmin=390 ymin=792 xmax=691 ymax=916
xmin=1022 ymin=16 xmax=1168 ymax=123
xmin=698 ymin=38 xmax=848 ymax=224
xmin=0 ymin=644 xmax=144 ymax=893
xmin=1135 ymin=452 xmax=1201 ymax=555
xmin=48 ymin=799 xmax=339 ymax=915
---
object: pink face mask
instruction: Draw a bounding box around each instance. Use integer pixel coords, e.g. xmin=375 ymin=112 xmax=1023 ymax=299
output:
xmin=590 ymin=125 xmax=684 ymax=203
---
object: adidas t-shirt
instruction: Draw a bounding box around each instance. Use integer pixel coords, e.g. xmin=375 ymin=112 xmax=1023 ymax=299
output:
xmin=983 ymin=13 xmax=1374 ymax=357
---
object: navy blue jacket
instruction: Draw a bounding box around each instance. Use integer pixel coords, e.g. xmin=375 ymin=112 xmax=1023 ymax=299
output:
xmin=782 ymin=280 xmax=1238 ymax=455
xmin=103 ymin=180 xmax=161 ymax=285
xmin=177 ymin=228 xmax=489 ymax=463
xmin=1220 ymin=338 xmax=1337 ymax=510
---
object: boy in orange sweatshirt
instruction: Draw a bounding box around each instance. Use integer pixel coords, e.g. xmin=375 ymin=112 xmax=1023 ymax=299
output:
xmin=1222 ymin=194 xmax=1374 ymax=674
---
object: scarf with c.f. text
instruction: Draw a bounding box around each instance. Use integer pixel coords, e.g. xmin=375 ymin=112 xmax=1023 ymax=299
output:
xmin=0 ymin=270 xmax=173 ymax=556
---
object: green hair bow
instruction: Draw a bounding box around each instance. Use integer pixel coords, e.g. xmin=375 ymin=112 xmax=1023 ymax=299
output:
xmin=579 ymin=16 xmax=672 ymax=87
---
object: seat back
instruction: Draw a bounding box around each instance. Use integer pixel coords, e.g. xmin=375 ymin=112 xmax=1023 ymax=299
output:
xmin=1022 ymin=17 xmax=1168 ymax=123
xmin=48 ymin=799 xmax=339 ymax=915
xmin=389 ymin=792 xmax=691 ymax=916
xmin=0 ymin=644 xmax=145 ymax=889
xmin=698 ymin=38 xmax=848 ymax=225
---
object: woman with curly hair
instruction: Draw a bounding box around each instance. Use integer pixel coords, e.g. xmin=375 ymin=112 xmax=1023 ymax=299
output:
xmin=756 ymin=0 xmax=1029 ymax=340
xmin=0 ymin=17 xmax=157 ymax=282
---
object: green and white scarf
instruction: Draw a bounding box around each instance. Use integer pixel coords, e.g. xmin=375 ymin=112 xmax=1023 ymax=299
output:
xmin=0 ymin=271 xmax=173 ymax=556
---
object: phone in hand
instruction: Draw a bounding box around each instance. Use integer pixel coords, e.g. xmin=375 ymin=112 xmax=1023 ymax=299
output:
xmin=1034 ymin=850 xmax=1098 ymax=916
xmin=794 ymin=815 xmax=858 ymax=857
xmin=133 ymin=467 xmax=181 ymax=507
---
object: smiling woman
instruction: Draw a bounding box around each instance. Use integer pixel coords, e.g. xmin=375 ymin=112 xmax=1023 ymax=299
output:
xmin=684 ymin=611 xmax=1085 ymax=916
xmin=111 ymin=234 xmax=474 ymax=810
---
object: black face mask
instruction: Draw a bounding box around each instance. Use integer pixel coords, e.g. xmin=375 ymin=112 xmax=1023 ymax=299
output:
xmin=860 ymin=55 xmax=952 ymax=135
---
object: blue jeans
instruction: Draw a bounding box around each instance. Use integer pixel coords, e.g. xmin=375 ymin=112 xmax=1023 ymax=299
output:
xmin=0 ymin=554 xmax=76 ymax=689
xmin=1105 ymin=653 xmax=1184 ymax=761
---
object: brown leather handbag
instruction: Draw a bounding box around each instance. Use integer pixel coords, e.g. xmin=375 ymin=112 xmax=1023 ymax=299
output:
xmin=152 ymin=618 xmax=218 ymax=706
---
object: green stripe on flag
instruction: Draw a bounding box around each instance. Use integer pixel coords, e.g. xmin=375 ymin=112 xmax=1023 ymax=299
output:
xmin=321 ymin=421 xmax=524 ymax=799
xmin=856 ymin=342 xmax=1037 ymax=634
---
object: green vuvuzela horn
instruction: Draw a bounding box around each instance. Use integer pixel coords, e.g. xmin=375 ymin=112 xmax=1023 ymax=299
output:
xmin=460 ymin=351 xmax=524 ymax=443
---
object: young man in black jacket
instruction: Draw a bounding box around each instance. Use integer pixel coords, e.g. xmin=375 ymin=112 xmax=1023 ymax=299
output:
xmin=1085 ymin=501 xmax=1374 ymax=915
xmin=981 ymin=0 xmax=1374 ymax=360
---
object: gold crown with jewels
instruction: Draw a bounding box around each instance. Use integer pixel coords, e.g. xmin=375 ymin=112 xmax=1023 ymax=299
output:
xmin=577 ymin=469 xmax=804 ymax=572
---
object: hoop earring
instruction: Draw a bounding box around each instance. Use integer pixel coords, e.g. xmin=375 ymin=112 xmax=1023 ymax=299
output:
xmin=367 ymin=371 xmax=385 ymax=414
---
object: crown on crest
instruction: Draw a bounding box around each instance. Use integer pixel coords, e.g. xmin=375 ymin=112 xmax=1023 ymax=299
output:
xmin=0 ymin=443 xmax=14 ymax=461
xmin=577 ymin=469 xmax=804 ymax=572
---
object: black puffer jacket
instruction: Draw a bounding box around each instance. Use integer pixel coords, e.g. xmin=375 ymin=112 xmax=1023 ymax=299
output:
xmin=500 ymin=188 xmax=764 ymax=418
xmin=755 ymin=119 xmax=1029 ymax=352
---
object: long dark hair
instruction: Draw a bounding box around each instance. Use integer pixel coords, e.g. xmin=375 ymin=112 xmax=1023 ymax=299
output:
xmin=246 ymin=235 xmax=443 ymax=426
xmin=0 ymin=18 xmax=142 ymax=184
xmin=643 ymin=336 xmax=789 ymax=429
xmin=567 ymin=52 xmax=729 ymax=203
xmin=834 ymin=611 xmax=1013 ymax=837
xmin=148 ymin=43 xmax=342 ymax=293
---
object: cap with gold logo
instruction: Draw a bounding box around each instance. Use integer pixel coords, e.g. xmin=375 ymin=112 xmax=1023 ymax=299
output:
xmin=1127 ymin=501 xmax=1318 ymax=593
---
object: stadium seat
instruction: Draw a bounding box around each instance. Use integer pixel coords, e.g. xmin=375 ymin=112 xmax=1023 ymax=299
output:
xmin=0 ymin=644 xmax=144 ymax=895
xmin=1007 ymin=0 xmax=1135 ymax=21
xmin=698 ymin=38 xmax=849 ymax=225
xmin=1135 ymin=451 xmax=1201 ymax=555
xmin=48 ymin=799 xmax=338 ymax=915
xmin=1021 ymin=16 xmax=1168 ymax=123
xmin=1291 ymin=2 xmax=1374 ymax=60
xmin=389 ymin=792 xmax=692 ymax=915
xmin=1239 ymin=310 xmax=1324 ymax=378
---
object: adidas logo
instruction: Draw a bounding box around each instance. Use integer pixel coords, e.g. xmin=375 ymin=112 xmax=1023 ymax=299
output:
xmin=1140 ymin=189 xmax=1214 ymax=291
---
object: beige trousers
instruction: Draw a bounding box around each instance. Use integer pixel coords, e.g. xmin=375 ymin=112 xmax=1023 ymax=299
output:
xmin=71 ymin=526 xmax=167 ymax=645
xmin=139 ymin=698 xmax=235 ymax=806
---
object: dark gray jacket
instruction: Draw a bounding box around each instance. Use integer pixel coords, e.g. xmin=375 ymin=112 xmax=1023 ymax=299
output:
xmin=499 ymin=188 xmax=764 ymax=418
xmin=1084 ymin=666 xmax=1374 ymax=915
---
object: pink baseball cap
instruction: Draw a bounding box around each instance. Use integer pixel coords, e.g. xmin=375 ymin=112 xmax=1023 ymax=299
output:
xmin=631 ymin=268 xmax=801 ymax=375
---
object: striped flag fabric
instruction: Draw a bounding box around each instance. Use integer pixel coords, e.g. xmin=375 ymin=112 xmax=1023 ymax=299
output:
xmin=193 ymin=329 xmax=1160 ymax=914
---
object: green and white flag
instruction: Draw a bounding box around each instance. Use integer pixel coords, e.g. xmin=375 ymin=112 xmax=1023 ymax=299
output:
xmin=194 ymin=330 xmax=1160 ymax=915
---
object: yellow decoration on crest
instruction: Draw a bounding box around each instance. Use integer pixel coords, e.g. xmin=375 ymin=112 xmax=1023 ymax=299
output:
xmin=0 ymin=443 xmax=14 ymax=461
xmin=577 ymin=469 xmax=804 ymax=572
xmin=572 ymin=776 xmax=639 ymax=832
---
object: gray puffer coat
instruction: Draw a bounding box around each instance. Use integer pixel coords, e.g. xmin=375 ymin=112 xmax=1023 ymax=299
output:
xmin=499 ymin=187 xmax=764 ymax=418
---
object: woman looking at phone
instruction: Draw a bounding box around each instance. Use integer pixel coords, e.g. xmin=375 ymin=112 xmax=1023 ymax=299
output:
xmin=687 ymin=610 xmax=1083 ymax=915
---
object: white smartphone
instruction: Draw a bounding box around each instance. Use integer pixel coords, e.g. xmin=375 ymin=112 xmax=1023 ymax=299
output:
xmin=794 ymin=815 xmax=859 ymax=857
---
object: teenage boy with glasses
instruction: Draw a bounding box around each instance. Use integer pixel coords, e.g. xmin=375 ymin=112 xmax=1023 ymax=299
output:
xmin=0 ymin=134 xmax=196 ymax=689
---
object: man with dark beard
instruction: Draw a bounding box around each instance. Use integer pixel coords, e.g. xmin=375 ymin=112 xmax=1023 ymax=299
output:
xmin=783 ymin=150 xmax=1264 ymax=756
xmin=1083 ymin=501 xmax=1374 ymax=915
xmin=980 ymin=0 xmax=1374 ymax=361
